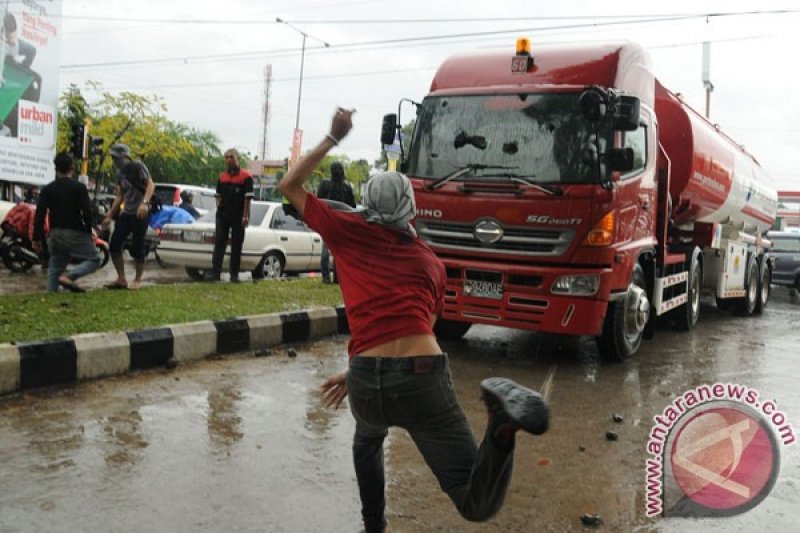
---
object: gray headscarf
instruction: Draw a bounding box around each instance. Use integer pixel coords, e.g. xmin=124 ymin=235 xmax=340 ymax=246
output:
xmin=361 ymin=171 xmax=417 ymax=236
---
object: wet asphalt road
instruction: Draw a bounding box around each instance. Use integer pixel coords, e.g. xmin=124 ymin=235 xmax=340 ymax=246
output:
xmin=0 ymin=289 xmax=798 ymax=532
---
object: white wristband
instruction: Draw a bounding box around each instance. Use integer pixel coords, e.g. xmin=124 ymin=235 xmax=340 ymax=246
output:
xmin=326 ymin=134 xmax=339 ymax=145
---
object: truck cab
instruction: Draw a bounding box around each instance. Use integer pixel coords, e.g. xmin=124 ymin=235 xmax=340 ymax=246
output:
xmin=382 ymin=38 xmax=776 ymax=361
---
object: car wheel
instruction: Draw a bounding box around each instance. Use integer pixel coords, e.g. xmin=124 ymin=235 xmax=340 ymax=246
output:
xmin=255 ymin=251 xmax=284 ymax=279
xmin=185 ymin=267 xmax=207 ymax=281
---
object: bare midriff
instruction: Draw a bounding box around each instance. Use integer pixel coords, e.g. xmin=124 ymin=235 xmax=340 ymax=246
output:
xmin=359 ymin=334 xmax=442 ymax=357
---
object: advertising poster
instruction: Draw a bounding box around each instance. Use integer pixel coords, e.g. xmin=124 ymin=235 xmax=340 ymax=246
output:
xmin=0 ymin=0 xmax=62 ymax=186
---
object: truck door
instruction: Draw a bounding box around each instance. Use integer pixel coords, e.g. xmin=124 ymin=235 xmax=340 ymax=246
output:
xmin=617 ymin=112 xmax=655 ymax=246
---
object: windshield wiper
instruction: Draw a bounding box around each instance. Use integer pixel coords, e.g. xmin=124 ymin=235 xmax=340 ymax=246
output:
xmin=491 ymin=174 xmax=563 ymax=196
xmin=427 ymin=164 xmax=519 ymax=190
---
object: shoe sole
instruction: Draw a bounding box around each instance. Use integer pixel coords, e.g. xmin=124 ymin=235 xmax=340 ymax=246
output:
xmin=481 ymin=377 xmax=550 ymax=435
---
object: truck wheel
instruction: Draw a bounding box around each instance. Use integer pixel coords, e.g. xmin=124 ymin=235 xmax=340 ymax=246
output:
xmin=598 ymin=264 xmax=649 ymax=362
xmin=672 ymin=252 xmax=701 ymax=331
xmin=754 ymin=261 xmax=770 ymax=314
xmin=433 ymin=319 xmax=472 ymax=340
xmin=735 ymin=256 xmax=759 ymax=316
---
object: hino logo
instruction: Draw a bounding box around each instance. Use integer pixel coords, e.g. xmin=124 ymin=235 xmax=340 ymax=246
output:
xmin=526 ymin=215 xmax=582 ymax=225
xmin=417 ymin=208 xmax=443 ymax=218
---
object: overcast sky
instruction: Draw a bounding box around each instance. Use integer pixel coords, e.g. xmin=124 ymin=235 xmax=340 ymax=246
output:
xmin=58 ymin=0 xmax=800 ymax=191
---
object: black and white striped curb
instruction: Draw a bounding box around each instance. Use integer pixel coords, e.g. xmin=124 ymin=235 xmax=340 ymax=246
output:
xmin=0 ymin=306 xmax=349 ymax=396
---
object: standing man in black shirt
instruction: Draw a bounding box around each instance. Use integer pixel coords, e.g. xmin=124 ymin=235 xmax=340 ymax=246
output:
xmin=32 ymin=153 xmax=100 ymax=293
xmin=208 ymin=148 xmax=253 ymax=282
xmin=316 ymin=161 xmax=356 ymax=283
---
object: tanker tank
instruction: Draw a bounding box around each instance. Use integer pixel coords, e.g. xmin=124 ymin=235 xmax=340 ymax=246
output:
xmin=654 ymin=80 xmax=777 ymax=234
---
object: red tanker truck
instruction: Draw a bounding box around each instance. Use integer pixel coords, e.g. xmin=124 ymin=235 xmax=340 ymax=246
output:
xmin=380 ymin=38 xmax=778 ymax=360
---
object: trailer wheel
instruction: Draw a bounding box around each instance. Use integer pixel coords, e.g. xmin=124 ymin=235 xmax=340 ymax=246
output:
xmin=433 ymin=319 xmax=472 ymax=340
xmin=735 ymin=256 xmax=759 ymax=316
xmin=672 ymin=250 xmax=701 ymax=331
xmin=598 ymin=264 xmax=649 ymax=362
xmin=754 ymin=260 xmax=770 ymax=315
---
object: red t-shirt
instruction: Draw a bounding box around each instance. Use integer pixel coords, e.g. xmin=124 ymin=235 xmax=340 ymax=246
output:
xmin=303 ymin=194 xmax=446 ymax=357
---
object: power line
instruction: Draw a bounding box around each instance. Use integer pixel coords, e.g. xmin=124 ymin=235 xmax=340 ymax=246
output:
xmin=63 ymin=66 xmax=438 ymax=91
xmin=61 ymin=12 xmax=757 ymax=71
xmin=55 ymin=9 xmax=800 ymax=25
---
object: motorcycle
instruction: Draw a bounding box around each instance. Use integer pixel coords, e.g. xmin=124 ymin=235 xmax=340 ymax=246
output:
xmin=0 ymin=221 xmax=111 ymax=273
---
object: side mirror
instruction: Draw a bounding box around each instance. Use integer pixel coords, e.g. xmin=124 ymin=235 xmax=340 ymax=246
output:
xmin=579 ymin=88 xmax=607 ymax=123
xmin=380 ymin=114 xmax=398 ymax=146
xmin=613 ymin=96 xmax=640 ymax=131
xmin=608 ymin=148 xmax=635 ymax=172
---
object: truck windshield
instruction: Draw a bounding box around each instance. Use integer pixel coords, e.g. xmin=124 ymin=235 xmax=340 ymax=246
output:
xmin=407 ymin=93 xmax=609 ymax=184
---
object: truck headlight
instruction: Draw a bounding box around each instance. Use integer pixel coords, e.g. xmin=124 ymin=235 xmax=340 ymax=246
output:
xmin=551 ymin=275 xmax=600 ymax=295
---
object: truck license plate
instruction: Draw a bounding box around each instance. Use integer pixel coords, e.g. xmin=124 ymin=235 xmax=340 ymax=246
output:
xmin=464 ymin=280 xmax=503 ymax=299
xmin=182 ymin=232 xmax=202 ymax=242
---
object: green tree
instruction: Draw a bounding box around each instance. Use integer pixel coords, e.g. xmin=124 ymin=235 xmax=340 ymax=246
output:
xmin=57 ymin=83 xmax=225 ymax=190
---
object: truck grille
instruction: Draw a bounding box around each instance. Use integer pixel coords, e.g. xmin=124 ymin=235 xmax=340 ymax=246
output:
xmin=417 ymin=220 xmax=574 ymax=256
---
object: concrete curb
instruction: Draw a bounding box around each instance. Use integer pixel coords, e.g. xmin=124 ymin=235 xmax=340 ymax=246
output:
xmin=0 ymin=305 xmax=349 ymax=396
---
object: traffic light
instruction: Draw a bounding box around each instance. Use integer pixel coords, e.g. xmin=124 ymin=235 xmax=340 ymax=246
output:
xmin=70 ymin=123 xmax=86 ymax=159
xmin=88 ymin=135 xmax=104 ymax=157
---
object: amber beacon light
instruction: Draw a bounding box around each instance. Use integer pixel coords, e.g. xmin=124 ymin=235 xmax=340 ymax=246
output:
xmin=516 ymin=37 xmax=531 ymax=55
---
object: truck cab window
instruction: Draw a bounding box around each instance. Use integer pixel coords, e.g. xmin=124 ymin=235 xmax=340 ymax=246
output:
xmin=623 ymin=125 xmax=647 ymax=176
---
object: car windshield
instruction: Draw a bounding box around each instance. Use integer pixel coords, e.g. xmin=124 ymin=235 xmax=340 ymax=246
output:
xmin=406 ymin=93 xmax=610 ymax=184
xmin=154 ymin=187 xmax=177 ymax=205
xmin=197 ymin=203 xmax=270 ymax=226
xmin=771 ymin=236 xmax=800 ymax=252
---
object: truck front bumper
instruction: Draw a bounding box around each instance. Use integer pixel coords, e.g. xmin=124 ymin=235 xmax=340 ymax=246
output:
xmin=440 ymin=260 xmax=614 ymax=336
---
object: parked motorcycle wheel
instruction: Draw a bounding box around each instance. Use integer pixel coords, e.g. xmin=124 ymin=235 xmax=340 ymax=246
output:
xmin=97 ymin=244 xmax=110 ymax=269
xmin=2 ymin=244 xmax=38 ymax=273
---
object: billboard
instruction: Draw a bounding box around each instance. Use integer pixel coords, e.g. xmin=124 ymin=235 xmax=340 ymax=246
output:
xmin=0 ymin=0 xmax=62 ymax=186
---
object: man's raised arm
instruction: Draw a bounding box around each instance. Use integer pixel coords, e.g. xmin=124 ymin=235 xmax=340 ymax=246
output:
xmin=277 ymin=108 xmax=354 ymax=217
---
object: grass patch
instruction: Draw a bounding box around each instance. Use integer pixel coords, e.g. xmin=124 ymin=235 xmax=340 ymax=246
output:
xmin=0 ymin=279 xmax=343 ymax=344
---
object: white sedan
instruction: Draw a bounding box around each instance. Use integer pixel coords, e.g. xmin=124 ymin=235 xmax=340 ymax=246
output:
xmin=157 ymin=201 xmax=324 ymax=280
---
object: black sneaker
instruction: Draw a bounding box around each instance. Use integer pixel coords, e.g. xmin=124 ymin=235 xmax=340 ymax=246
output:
xmin=230 ymin=274 xmax=240 ymax=283
xmin=481 ymin=377 xmax=549 ymax=435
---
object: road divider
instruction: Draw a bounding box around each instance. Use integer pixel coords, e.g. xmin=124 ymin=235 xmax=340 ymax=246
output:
xmin=0 ymin=305 xmax=349 ymax=396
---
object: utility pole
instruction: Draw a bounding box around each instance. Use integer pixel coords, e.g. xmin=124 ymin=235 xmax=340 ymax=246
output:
xmin=702 ymin=41 xmax=714 ymax=119
xmin=260 ymin=64 xmax=272 ymax=160
xmin=276 ymin=16 xmax=330 ymax=165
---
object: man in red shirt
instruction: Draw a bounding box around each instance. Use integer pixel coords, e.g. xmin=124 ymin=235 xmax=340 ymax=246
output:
xmin=208 ymin=148 xmax=253 ymax=282
xmin=278 ymin=108 xmax=550 ymax=533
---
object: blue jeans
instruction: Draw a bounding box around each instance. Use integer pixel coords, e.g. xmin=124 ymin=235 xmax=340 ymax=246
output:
xmin=46 ymin=229 xmax=100 ymax=292
xmin=347 ymin=355 xmax=514 ymax=532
